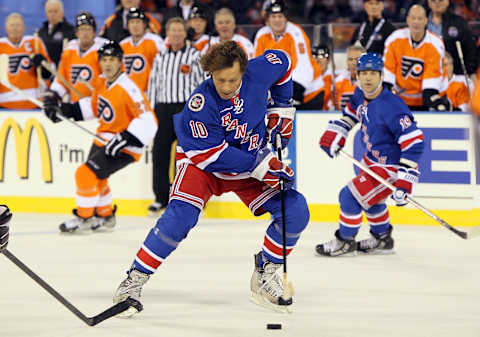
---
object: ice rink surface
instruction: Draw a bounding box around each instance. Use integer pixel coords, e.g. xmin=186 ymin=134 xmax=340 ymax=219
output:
xmin=1 ymin=213 xmax=479 ymax=337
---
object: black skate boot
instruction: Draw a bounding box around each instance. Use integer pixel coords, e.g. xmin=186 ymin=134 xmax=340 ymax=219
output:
xmin=357 ymin=226 xmax=395 ymax=254
xmin=315 ymin=230 xmax=357 ymax=257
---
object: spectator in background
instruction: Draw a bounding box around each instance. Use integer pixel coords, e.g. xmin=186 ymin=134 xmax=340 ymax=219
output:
xmin=0 ymin=13 xmax=52 ymax=109
xmin=37 ymin=0 xmax=75 ymax=67
xmin=186 ymin=4 xmax=210 ymax=50
xmin=49 ymin=12 xmax=107 ymax=102
xmin=442 ymin=52 xmax=472 ymax=111
xmin=120 ymin=8 xmax=165 ymax=93
xmin=351 ymin=0 xmax=395 ymax=55
xmin=334 ymin=45 xmax=363 ymax=110
xmin=147 ymin=17 xmax=205 ymax=215
xmin=427 ymin=0 xmax=478 ymax=75
xmin=101 ymin=0 xmax=162 ymax=42
xmin=161 ymin=0 xmax=204 ymax=37
xmin=254 ymin=0 xmax=316 ymax=105
xmin=201 ymin=8 xmax=254 ymax=59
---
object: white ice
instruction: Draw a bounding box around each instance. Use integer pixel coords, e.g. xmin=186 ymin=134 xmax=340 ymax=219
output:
xmin=1 ymin=213 xmax=479 ymax=337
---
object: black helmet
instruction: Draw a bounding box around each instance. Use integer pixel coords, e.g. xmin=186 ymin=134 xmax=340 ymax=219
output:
xmin=312 ymin=44 xmax=330 ymax=59
xmin=188 ymin=5 xmax=206 ymax=20
xmin=126 ymin=7 xmax=148 ymax=23
xmin=75 ymin=11 xmax=96 ymax=31
xmin=266 ymin=0 xmax=287 ymax=15
xmin=98 ymin=40 xmax=123 ymax=59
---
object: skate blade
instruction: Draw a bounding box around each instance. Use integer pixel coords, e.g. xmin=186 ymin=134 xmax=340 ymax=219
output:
xmin=250 ymin=292 xmax=293 ymax=314
xmin=59 ymin=227 xmax=92 ymax=235
xmin=115 ymin=305 xmax=140 ymax=318
xmin=357 ymin=248 xmax=396 ymax=255
xmin=91 ymin=226 xmax=115 ymax=233
xmin=314 ymin=250 xmax=357 ymax=257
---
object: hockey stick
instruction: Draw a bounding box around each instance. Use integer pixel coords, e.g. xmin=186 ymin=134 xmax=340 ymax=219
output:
xmin=455 ymin=41 xmax=471 ymax=94
xmin=275 ymin=134 xmax=294 ymax=307
xmin=39 ymin=60 xmax=84 ymax=99
xmin=328 ymin=24 xmax=339 ymax=111
xmin=33 ymin=31 xmax=43 ymax=92
xmin=0 ymin=54 xmax=106 ymax=145
xmin=338 ymin=149 xmax=474 ymax=239
xmin=2 ymin=249 xmax=141 ymax=326
xmin=78 ymin=77 xmax=94 ymax=92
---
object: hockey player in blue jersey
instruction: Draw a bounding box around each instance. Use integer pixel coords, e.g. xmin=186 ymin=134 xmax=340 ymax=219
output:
xmin=316 ymin=52 xmax=424 ymax=257
xmin=113 ymin=41 xmax=309 ymax=315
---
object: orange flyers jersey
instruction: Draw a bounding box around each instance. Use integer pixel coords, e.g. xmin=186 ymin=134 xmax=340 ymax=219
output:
xmin=120 ymin=32 xmax=165 ymax=93
xmin=102 ymin=12 xmax=162 ymax=36
xmin=50 ymin=37 xmax=107 ymax=102
xmin=201 ymin=34 xmax=254 ymax=59
xmin=442 ymin=75 xmax=471 ymax=112
xmin=303 ymin=61 xmax=325 ymax=104
xmin=254 ymin=22 xmax=315 ymax=89
xmin=192 ymin=34 xmax=209 ymax=52
xmin=334 ymin=70 xmax=357 ymax=110
xmin=77 ymin=73 xmax=157 ymax=161
xmin=0 ymin=35 xmax=51 ymax=109
xmin=383 ymin=28 xmax=445 ymax=107
xmin=472 ymin=73 xmax=480 ymax=116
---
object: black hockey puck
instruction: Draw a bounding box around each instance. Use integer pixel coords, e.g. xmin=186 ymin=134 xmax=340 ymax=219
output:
xmin=266 ymin=323 xmax=282 ymax=330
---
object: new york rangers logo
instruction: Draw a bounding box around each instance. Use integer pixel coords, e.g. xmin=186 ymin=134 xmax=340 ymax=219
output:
xmin=70 ymin=65 xmax=93 ymax=84
xmin=8 ymin=54 xmax=32 ymax=74
xmin=98 ymin=96 xmax=115 ymax=122
xmin=124 ymin=55 xmax=145 ymax=74
xmin=401 ymin=56 xmax=424 ymax=79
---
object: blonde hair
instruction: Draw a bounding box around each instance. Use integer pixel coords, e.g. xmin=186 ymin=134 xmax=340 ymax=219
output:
xmin=166 ymin=17 xmax=187 ymax=32
xmin=6 ymin=12 xmax=24 ymax=25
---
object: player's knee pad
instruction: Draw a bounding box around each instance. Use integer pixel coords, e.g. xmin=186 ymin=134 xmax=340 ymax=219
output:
xmin=365 ymin=203 xmax=387 ymax=214
xmin=75 ymin=164 xmax=99 ymax=193
xmin=154 ymin=200 xmax=200 ymax=243
xmin=339 ymin=186 xmax=361 ymax=214
xmin=266 ymin=190 xmax=309 ymax=234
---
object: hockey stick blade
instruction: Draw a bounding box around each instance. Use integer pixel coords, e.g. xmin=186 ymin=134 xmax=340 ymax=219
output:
xmin=2 ymin=249 xmax=139 ymax=326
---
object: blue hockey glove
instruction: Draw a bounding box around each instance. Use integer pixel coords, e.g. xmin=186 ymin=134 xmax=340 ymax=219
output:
xmin=319 ymin=119 xmax=352 ymax=158
xmin=105 ymin=130 xmax=143 ymax=158
xmin=251 ymin=147 xmax=294 ymax=190
xmin=391 ymin=166 xmax=420 ymax=206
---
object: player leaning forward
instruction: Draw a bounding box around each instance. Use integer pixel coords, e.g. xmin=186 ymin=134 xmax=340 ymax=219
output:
xmin=43 ymin=40 xmax=157 ymax=233
xmin=113 ymin=41 xmax=309 ymax=315
xmin=316 ymin=53 xmax=424 ymax=256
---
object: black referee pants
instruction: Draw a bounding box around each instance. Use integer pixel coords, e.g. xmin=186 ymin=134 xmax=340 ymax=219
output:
xmin=152 ymin=102 xmax=185 ymax=205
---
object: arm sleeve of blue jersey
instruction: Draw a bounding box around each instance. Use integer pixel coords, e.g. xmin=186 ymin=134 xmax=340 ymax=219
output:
xmin=385 ymin=105 xmax=425 ymax=168
xmin=259 ymin=50 xmax=293 ymax=107
xmin=175 ymin=99 xmax=255 ymax=173
xmin=342 ymin=87 xmax=362 ymax=125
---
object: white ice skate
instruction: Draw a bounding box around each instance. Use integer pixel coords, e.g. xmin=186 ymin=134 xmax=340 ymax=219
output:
xmin=357 ymin=227 xmax=395 ymax=255
xmin=250 ymin=252 xmax=293 ymax=314
xmin=92 ymin=205 xmax=117 ymax=232
xmin=59 ymin=209 xmax=95 ymax=234
xmin=113 ymin=269 xmax=150 ymax=318
xmin=315 ymin=230 xmax=357 ymax=257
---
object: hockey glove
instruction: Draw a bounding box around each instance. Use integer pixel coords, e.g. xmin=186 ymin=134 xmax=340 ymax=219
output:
xmin=0 ymin=205 xmax=12 ymax=252
xmin=105 ymin=130 xmax=143 ymax=158
xmin=42 ymin=90 xmax=62 ymax=122
xmin=251 ymin=147 xmax=294 ymax=190
xmin=266 ymin=106 xmax=295 ymax=149
xmin=31 ymin=54 xmax=46 ymax=68
xmin=319 ymin=119 xmax=352 ymax=158
xmin=391 ymin=166 xmax=420 ymax=207
xmin=292 ymin=81 xmax=306 ymax=105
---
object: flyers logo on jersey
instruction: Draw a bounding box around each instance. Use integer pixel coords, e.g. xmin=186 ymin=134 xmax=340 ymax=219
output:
xmin=401 ymin=56 xmax=424 ymax=79
xmin=124 ymin=55 xmax=146 ymax=74
xmin=8 ymin=54 xmax=32 ymax=74
xmin=98 ymin=97 xmax=115 ymax=123
xmin=70 ymin=65 xmax=93 ymax=84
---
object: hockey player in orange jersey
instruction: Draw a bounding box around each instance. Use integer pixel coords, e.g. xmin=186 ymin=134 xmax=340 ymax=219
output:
xmin=254 ymin=0 xmax=316 ymax=105
xmin=0 ymin=13 xmax=52 ymax=109
xmin=383 ymin=5 xmax=448 ymax=111
xmin=120 ymin=8 xmax=165 ymax=93
xmin=333 ymin=45 xmax=364 ymax=110
xmin=43 ymin=40 xmax=158 ymax=233
xmin=50 ymin=11 xmax=107 ymax=102
xmin=441 ymin=52 xmax=472 ymax=112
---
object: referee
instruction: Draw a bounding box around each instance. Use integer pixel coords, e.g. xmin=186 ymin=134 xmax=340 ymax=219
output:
xmin=147 ymin=17 xmax=206 ymax=215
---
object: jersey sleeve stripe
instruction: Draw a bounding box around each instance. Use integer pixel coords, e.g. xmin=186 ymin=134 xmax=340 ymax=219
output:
xmin=185 ymin=141 xmax=229 ymax=170
xmin=343 ymin=102 xmax=360 ymax=122
xmin=398 ymin=129 xmax=424 ymax=151
xmin=275 ymin=52 xmax=292 ymax=85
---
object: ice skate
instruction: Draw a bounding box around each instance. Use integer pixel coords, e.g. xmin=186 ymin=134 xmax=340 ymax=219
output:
xmin=315 ymin=230 xmax=357 ymax=257
xmin=59 ymin=209 xmax=95 ymax=234
xmin=148 ymin=202 xmax=165 ymax=217
xmin=92 ymin=205 xmax=117 ymax=232
xmin=357 ymin=226 xmax=395 ymax=254
xmin=250 ymin=252 xmax=293 ymax=313
xmin=113 ymin=269 xmax=150 ymax=318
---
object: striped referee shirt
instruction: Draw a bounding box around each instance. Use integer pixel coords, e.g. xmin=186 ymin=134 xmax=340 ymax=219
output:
xmin=147 ymin=41 xmax=205 ymax=105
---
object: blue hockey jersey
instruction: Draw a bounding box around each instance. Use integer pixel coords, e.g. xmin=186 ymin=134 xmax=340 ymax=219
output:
xmin=173 ymin=50 xmax=293 ymax=178
xmin=344 ymin=87 xmax=424 ymax=168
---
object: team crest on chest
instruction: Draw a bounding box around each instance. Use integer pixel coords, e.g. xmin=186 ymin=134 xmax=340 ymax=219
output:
xmin=357 ymin=104 xmax=369 ymax=122
xmin=8 ymin=54 xmax=32 ymax=73
xmin=232 ymin=96 xmax=244 ymax=114
xmin=188 ymin=93 xmax=205 ymax=112
xmin=71 ymin=65 xmax=93 ymax=84
xmin=98 ymin=96 xmax=115 ymax=122
xmin=124 ymin=54 xmax=146 ymax=74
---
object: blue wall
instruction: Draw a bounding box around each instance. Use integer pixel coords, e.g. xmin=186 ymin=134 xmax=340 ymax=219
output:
xmin=0 ymin=0 xmax=116 ymax=35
